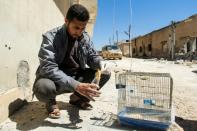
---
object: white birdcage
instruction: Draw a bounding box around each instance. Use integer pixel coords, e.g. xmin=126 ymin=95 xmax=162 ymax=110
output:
xmin=116 ymin=71 xmax=174 ymax=130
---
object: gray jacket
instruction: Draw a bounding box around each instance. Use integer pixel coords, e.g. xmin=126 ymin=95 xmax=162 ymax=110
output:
xmin=36 ymin=24 xmax=101 ymax=91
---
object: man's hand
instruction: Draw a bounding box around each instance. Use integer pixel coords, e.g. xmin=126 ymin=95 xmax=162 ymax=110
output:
xmin=75 ymin=83 xmax=101 ymax=101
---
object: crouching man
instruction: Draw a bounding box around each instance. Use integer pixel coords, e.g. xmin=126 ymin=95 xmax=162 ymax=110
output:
xmin=32 ymin=4 xmax=111 ymax=118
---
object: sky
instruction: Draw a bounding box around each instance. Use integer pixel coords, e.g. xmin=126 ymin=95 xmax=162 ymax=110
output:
xmin=92 ymin=0 xmax=197 ymax=50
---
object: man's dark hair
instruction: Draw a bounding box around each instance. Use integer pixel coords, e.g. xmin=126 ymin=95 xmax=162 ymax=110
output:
xmin=66 ymin=4 xmax=90 ymax=22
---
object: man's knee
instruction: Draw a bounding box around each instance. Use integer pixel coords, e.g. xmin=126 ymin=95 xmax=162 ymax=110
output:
xmin=33 ymin=78 xmax=57 ymax=102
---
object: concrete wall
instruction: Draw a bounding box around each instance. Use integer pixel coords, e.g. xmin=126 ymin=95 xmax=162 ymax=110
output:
xmin=78 ymin=0 xmax=97 ymax=37
xmin=176 ymin=15 xmax=197 ymax=53
xmin=151 ymin=27 xmax=171 ymax=58
xmin=0 ymin=0 xmax=97 ymax=123
xmin=0 ymin=0 xmax=65 ymax=95
xmin=119 ymin=43 xmax=130 ymax=56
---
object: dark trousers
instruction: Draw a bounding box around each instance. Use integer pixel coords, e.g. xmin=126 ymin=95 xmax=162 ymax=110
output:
xmin=33 ymin=68 xmax=111 ymax=104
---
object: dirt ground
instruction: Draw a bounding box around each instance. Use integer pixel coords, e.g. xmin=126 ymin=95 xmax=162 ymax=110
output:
xmin=0 ymin=58 xmax=197 ymax=131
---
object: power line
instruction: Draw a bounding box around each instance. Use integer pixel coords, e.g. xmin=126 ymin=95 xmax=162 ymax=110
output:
xmin=112 ymin=0 xmax=116 ymax=45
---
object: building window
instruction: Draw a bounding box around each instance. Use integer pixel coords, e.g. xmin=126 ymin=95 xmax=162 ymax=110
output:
xmin=133 ymin=48 xmax=136 ymax=54
xmin=187 ymin=42 xmax=191 ymax=52
xmin=148 ymin=44 xmax=152 ymax=51
xmin=139 ymin=46 xmax=142 ymax=53
xmin=196 ymin=38 xmax=197 ymax=51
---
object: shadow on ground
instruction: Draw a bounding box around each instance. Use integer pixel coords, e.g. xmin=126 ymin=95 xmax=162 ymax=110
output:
xmin=9 ymin=101 xmax=81 ymax=130
xmin=192 ymin=70 xmax=197 ymax=74
xmin=8 ymin=101 xmax=197 ymax=130
xmin=90 ymin=112 xmax=161 ymax=131
xmin=176 ymin=116 xmax=197 ymax=131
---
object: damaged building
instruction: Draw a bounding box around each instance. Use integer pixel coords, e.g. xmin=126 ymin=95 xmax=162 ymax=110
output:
xmin=119 ymin=14 xmax=197 ymax=60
